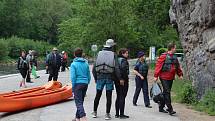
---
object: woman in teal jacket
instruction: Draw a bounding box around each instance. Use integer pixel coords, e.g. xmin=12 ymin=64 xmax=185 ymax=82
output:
xmin=71 ymin=48 xmax=91 ymax=121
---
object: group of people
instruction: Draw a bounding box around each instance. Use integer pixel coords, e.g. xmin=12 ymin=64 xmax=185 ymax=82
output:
xmin=70 ymin=39 xmax=183 ymax=121
xmin=17 ymin=38 xmax=183 ymax=121
xmin=17 ymin=47 xmax=69 ymax=87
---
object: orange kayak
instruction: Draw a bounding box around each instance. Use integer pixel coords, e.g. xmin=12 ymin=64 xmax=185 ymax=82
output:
xmin=0 ymin=82 xmax=72 ymax=112
xmin=0 ymin=81 xmax=62 ymax=97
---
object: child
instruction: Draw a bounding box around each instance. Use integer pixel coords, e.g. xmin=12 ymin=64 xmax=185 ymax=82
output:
xmin=71 ymin=48 xmax=91 ymax=121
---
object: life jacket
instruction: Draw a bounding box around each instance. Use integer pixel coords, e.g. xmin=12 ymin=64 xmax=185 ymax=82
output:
xmin=138 ymin=61 xmax=148 ymax=77
xmin=19 ymin=57 xmax=28 ymax=69
xmin=161 ymin=53 xmax=179 ymax=72
xmin=118 ymin=57 xmax=129 ymax=75
xmin=95 ymin=50 xmax=115 ymax=74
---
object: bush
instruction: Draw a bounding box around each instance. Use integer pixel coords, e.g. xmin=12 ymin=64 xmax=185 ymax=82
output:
xmin=178 ymin=83 xmax=198 ymax=104
xmin=6 ymin=36 xmax=52 ymax=58
xmin=172 ymin=79 xmax=198 ymax=104
xmin=196 ymin=90 xmax=215 ymax=116
xmin=156 ymin=48 xmax=167 ymax=56
xmin=0 ymin=39 xmax=10 ymax=60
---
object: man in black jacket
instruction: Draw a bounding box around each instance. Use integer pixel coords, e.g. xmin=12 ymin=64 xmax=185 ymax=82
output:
xmin=115 ymin=48 xmax=129 ymax=119
xmin=46 ymin=47 xmax=62 ymax=81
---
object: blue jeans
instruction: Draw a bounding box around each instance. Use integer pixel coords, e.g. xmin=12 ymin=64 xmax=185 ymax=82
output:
xmin=74 ymin=84 xmax=88 ymax=118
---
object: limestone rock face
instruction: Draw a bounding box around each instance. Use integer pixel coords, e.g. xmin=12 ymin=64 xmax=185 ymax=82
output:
xmin=170 ymin=0 xmax=215 ymax=98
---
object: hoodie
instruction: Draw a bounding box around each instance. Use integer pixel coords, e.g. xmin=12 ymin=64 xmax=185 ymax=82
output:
xmin=70 ymin=57 xmax=91 ymax=88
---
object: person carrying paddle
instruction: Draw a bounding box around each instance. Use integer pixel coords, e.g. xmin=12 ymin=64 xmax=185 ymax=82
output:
xmin=71 ymin=48 xmax=91 ymax=121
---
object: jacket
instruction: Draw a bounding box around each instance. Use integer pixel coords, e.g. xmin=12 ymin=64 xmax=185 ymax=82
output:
xmin=92 ymin=47 xmax=122 ymax=81
xmin=154 ymin=52 xmax=183 ymax=80
xmin=118 ymin=56 xmax=129 ymax=81
xmin=70 ymin=57 xmax=91 ymax=88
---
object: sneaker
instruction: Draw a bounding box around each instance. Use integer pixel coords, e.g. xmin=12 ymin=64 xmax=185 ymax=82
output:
xmin=159 ymin=109 xmax=168 ymax=113
xmin=169 ymin=110 xmax=176 ymax=115
xmin=105 ymin=113 xmax=111 ymax=120
xmin=120 ymin=115 xmax=129 ymax=119
xmin=133 ymin=103 xmax=137 ymax=106
xmin=145 ymin=105 xmax=152 ymax=108
xmin=92 ymin=111 xmax=97 ymax=118
xmin=115 ymin=115 xmax=119 ymax=118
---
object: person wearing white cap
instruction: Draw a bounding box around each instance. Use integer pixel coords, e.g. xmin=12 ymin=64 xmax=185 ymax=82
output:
xmin=92 ymin=39 xmax=124 ymax=120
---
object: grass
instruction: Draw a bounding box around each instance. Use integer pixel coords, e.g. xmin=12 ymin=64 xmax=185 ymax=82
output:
xmin=172 ymin=79 xmax=215 ymax=116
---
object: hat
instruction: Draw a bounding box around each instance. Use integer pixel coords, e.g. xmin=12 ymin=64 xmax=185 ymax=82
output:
xmin=53 ymin=47 xmax=58 ymax=51
xmin=104 ymin=39 xmax=116 ymax=48
xmin=62 ymin=51 xmax=65 ymax=54
xmin=137 ymin=51 xmax=145 ymax=58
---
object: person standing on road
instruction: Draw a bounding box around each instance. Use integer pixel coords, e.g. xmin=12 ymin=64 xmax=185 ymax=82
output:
xmin=133 ymin=51 xmax=152 ymax=108
xmin=71 ymin=48 xmax=91 ymax=121
xmin=17 ymin=51 xmax=30 ymax=88
xmin=61 ymin=51 xmax=69 ymax=72
xmin=46 ymin=47 xmax=62 ymax=81
xmin=26 ymin=50 xmax=33 ymax=83
xmin=115 ymin=48 xmax=130 ymax=119
xmin=92 ymin=39 xmax=123 ymax=120
xmin=154 ymin=42 xmax=183 ymax=115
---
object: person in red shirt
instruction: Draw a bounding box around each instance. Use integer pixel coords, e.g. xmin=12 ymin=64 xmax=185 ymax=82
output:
xmin=154 ymin=43 xmax=183 ymax=115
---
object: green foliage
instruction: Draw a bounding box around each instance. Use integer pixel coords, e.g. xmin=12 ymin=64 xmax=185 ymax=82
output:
xmin=0 ymin=0 xmax=72 ymax=44
xmin=172 ymin=79 xmax=197 ymax=104
xmin=0 ymin=39 xmax=9 ymax=60
xmin=196 ymin=90 xmax=215 ymax=116
xmin=0 ymin=36 xmax=52 ymax=58
xmin=178 ymin=83 xmax=198 ymax=104
xmin=172 ymin=79 xmax=215 ymax=116
xmin=58 ymin=0 xmax=180 ymax=58
xmin=157 ymin=48 xmax=167 ymax=56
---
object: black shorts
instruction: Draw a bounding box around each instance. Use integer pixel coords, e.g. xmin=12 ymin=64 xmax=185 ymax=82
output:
xmin=19 ymin=69 xmax=28 ymax=78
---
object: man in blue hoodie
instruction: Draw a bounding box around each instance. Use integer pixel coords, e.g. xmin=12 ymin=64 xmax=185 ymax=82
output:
xmin=71 ymin=48 xmax=91 ymax=121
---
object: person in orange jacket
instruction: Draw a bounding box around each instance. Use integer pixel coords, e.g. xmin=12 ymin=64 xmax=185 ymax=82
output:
xmin=154 ymin=42 xmax=183 ymax=115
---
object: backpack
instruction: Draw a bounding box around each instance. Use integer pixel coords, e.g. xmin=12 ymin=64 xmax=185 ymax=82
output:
xmin=95 ymin=50 xmax=115 ymax=74
xmin=19 ymin=57 xmax=28 ymax=69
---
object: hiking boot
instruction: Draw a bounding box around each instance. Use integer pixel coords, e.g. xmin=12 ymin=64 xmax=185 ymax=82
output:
xmin=120 ymin=115 xmax=129 ymax=119
xmin=159 ymin=109 xmax=168 ymax=113
xmin=105 ymin=113 xmax=111 ymax=120
xmin=92 ymin=111 xmax=97 ymax=118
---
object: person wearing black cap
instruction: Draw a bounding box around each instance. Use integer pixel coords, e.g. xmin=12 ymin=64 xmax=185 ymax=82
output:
xmin=133 ymin=51 xmax=152 ymax=108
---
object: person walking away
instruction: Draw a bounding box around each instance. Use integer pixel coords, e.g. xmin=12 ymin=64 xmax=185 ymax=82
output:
xmin=17 ymin=51 xmax=30 ymax=88
xmin=115 ymin=48 xmax=129 ymax=119
xmin=71 ymin=48 xmax=91 ymax=121
xmin=46 ymin=47 xmax=62 ymax=81
xmin=133 ymin=51 xmax=152 ymax=108
xmin=154 ymin=42 xmax=183 ymax=115
xmin=92 ymin=39 xmax=123 ymax=120
xmin=61 ymin=51 xmax=68 ymax=72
